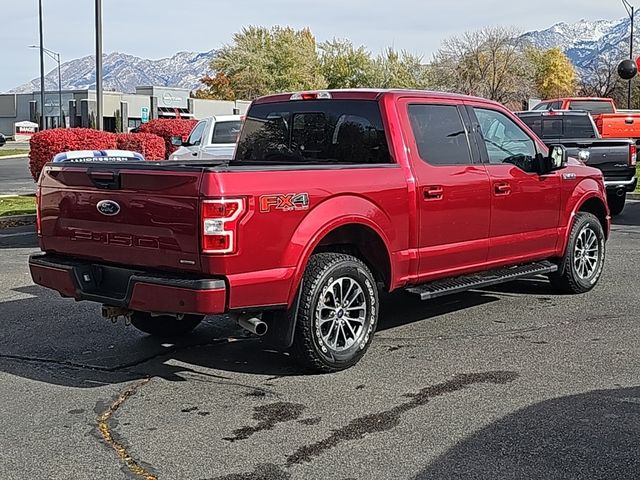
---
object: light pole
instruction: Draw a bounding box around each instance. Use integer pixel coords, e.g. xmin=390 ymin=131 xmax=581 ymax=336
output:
xmin=623 ymin=0 xmax=635 ymax=109
xmin=95 ymin=0 xmax=103 ymax=130
xmin=29 ymin=46 xmax=62 ymax=128
xmin=38 ymin=0 xmax=45 ymax=130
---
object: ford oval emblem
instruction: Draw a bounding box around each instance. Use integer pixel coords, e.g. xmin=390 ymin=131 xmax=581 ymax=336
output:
xmin=96 ymin=200 xmax=121 ymax=216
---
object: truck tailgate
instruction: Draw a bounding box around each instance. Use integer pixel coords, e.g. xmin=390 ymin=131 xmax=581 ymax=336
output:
xmin=559 ymin=139 xmax=633 ymax=181
xmin=39 ymin=164 xmax=204 ymax=272
xmin=595 ymin=114 xmax=640 ymax=139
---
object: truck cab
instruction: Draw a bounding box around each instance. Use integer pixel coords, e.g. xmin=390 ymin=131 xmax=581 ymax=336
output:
xmin=169 ymin=115 xmax=242 ymax=162
xmin=30 ymin=90 xmax=610 ymax=373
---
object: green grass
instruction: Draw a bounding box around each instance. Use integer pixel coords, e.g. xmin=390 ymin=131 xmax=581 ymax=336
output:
xmin=0 ymin=149 xmax=29 ymax=157
xmin=0 ymin=196 xmax=36 ymax=217
xmin=637 ymin=164 xmax=640 ymax=192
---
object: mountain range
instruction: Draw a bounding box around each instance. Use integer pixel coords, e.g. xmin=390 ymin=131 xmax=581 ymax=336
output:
xmin=9 ymin=14 xmax=640 ymax=94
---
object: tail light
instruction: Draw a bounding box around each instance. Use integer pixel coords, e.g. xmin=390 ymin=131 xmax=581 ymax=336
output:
xmin=201 ymin=198 xmax=245 ymax=254
xmin=630 ymin=144 xmax=637 ymax=167
xmin=35 ymin=186 xmax=42 ymax=237
xmin=290 ymin=91 xmax=332 ymax=100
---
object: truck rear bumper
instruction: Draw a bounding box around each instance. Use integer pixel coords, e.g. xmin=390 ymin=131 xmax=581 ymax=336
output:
xmin=605 ymin=177 xmax=637 ymax=192
xmin=28 ymin=253 xmax=226 ymax=315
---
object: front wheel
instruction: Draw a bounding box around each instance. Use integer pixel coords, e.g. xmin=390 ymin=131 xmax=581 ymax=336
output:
xmin=292 ymin=253 xmax=379 ymax=373
xmin=130 ymin=312 xmax=204 ymax=338
xmin=607 ymin=193 xmax=626 ymax=217
xmin=549 ymin=212 xmax=606 ymax=294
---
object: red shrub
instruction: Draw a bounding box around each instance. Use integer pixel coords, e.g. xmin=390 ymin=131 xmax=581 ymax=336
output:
xmin=29 ymin=128 xmax=117 ymax=181
xmin=138 ymin=119 xmax=198 ymax=158
xmin=116 ymin=133 xmax=166 ymax=160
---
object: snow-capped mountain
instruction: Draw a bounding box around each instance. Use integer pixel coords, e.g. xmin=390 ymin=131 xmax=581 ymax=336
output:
xmin=10 ymin=50 xmax=215 ymax=94
xmin=521 ymin=14 xmax=637 ymax=71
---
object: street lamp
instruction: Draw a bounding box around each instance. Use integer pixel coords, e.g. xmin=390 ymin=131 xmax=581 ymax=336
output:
xmin=29 ymin=45 xmax=63 ymax=128
xmin=622 ymin=0 xmax=635 ymax=109
xmin=38 ymin=0 xmax=45 ymax=130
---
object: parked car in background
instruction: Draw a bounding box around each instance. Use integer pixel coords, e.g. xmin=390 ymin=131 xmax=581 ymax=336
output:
xmin=0 ymin=133 xmax=6 ymax=147
xmin=30 ymin=89 xmax=609 ymax=373
xmin=169 ymin=115 xmax=242 ymax=161
xmin=531 ymin=97 xmax=640 ymax=142
xmin=517 ymin=110 xmax=637 ymax=216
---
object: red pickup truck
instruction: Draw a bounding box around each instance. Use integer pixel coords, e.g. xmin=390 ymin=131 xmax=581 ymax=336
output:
xmin=532 ymin=97 xmax=640 ymax=142
xmin=30 ymin=89 xmax=609 ymax=372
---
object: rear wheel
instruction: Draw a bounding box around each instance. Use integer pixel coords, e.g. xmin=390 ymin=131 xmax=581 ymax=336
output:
xmin=130 ymin=312 xmax=204 ymax=338
xmin=549 ymin=212 xmax=605 ymax=294
xmin=607 ymin=193 xmax=626 ymax=217
xmin=292 ymin=253 xmax=378 ymax=373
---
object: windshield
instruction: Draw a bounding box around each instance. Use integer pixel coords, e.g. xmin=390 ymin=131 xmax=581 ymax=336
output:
xmin=212 ymin=120 xmax=242 ymax=144
xmin=233 ymin=100 xmax=391 ymax=165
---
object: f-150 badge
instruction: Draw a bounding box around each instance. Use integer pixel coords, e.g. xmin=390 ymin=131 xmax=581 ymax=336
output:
xmin=259 ymin=193 xmax=309 ymax=213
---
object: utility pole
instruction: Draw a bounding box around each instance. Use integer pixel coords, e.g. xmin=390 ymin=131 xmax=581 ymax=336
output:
xmin=95 ymin=0 xmax=103 ymax=130
xmin=623 ymin=0 xmax=635 ymax=109
xmin=29 ymin=46 xmax=62 ymax=128
xmin=38 ymin=0 xmax=45 ymax=130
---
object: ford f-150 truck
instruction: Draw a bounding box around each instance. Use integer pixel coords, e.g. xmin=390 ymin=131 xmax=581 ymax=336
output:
xmin=517 ymin=110 xmax=637 ymax=215
xmin=168 ymin=115 xmax=242 ymax=161
xmin=29 ymin=89 xmax=610 ymax=373
xmin=532 ymin=97 xmax=640 ymax=141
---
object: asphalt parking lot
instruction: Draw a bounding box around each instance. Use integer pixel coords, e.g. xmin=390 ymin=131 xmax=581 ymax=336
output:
xmin=0 ymin=156 xmax=35 ymax=195
xmin=0 ymin=203 xmax=639 ymax=480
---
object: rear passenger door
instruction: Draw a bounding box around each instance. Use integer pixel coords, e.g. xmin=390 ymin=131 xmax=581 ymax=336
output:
xmin=467 ymin=104 xmax=561 ymax=263
xmin=399 ymin=98 xmax=492 ymax=280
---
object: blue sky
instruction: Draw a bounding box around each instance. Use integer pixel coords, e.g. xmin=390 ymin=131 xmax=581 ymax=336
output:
xmin=0 ymin=0 xmax=631 ymax=91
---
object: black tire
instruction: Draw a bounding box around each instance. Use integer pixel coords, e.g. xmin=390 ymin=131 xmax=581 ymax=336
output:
xmin=130 ymin=312 xmax=204 ymax=338
xmin=607 ymin=193 xmax=626 ymax=217
xmin=549 ymin=212 xmax=606 ymax=294
xmin=292 ymin=253 xmax=379 ymax=373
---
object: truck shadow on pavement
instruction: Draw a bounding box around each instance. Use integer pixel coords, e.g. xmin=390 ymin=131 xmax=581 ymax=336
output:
xmin=614 ymin=199 xmax=640 ymax=226
xmin=415 ymin=385 xmax=640 ymax=480
xmin=0 ymin=284 xmax=502 ymax=387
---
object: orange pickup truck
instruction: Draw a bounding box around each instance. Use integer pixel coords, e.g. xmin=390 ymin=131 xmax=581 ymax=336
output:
xmin=532 ymin=97 xmax=640 ymax=142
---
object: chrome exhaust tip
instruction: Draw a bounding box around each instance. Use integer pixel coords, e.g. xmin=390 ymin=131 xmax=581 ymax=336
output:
xmin=236 ymin=314 xmax=268 ymax=336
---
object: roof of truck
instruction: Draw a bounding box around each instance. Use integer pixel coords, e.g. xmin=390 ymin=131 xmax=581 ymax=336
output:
xmin=252 ymin=89 xmax=500 ymax=106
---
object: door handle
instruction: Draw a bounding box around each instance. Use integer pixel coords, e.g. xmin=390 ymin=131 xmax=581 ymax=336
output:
xmin=191 ymin=151 xmax=198 ymax=157
xmin=494 ymin=182 xmax=511 ymax=195
xmin=423 ymin=186 xmax=444 ymax=200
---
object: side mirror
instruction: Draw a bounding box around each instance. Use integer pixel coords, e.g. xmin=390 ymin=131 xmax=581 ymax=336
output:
xmin=537 ymin=145 xmax=566 ymax=175
xmin=170 ymin=136 xmax=184 ymax=147
xmin=549 ymin=145 xmax=566 ymax=169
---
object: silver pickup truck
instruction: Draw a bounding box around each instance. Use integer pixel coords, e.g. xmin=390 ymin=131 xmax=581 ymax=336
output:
xmin=169 ymin=115 xmax=242 ymax=161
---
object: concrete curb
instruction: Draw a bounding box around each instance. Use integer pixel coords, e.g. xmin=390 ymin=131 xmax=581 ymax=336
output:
xmin=0 ymin=154 xmax=29 ymax=160
xmin=628 ymin=192 xmax=640 ymax=201
xmin=0 ymin=214 xmax=36 ymax=229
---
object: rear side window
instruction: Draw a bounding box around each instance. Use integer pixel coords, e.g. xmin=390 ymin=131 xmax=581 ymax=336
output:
xmin=233 ymin=100 xmax=390 ymax=165
xmin=568 ymin=101 xmax=615 ymax=115
xmin=407 ymin=104 xmax=472 ymax=166
xmin=212 ymin=120 xmax=242 ymax=144
xmin=520 ymin=115 xmax=596 ymax=139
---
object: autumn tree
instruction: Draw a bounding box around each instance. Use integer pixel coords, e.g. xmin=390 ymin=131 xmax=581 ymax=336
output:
xmin=319 ymin=39 xmax=376 ymax=89
xmin=431 ymin=27 xmax=534 ymax=108
xmin=528 ymin=47 xmax=577 ymax=99
xmin=370 ymin=48 xmax=430 ymax=89
xmin=210 ymin=26 xmax=326 ymax=100
xmin=193 ymin=72 xmax=236 ymax=100
xmin=579 ymin=50 xmax=629 ymax=105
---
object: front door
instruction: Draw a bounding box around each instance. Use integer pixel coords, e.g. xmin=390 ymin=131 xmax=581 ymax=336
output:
xmin=398 ymin=99 xmax=492 ymax=281
xmin=467 ymin=104 xmax=561 ymax=262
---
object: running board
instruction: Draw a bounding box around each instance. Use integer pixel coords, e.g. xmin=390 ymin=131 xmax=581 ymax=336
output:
xmin=405 ymin=261 xmax=558 ymax=301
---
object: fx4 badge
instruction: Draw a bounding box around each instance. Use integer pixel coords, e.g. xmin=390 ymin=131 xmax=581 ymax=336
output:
xmin=260 ymin=193 xmax=309 ymax=213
